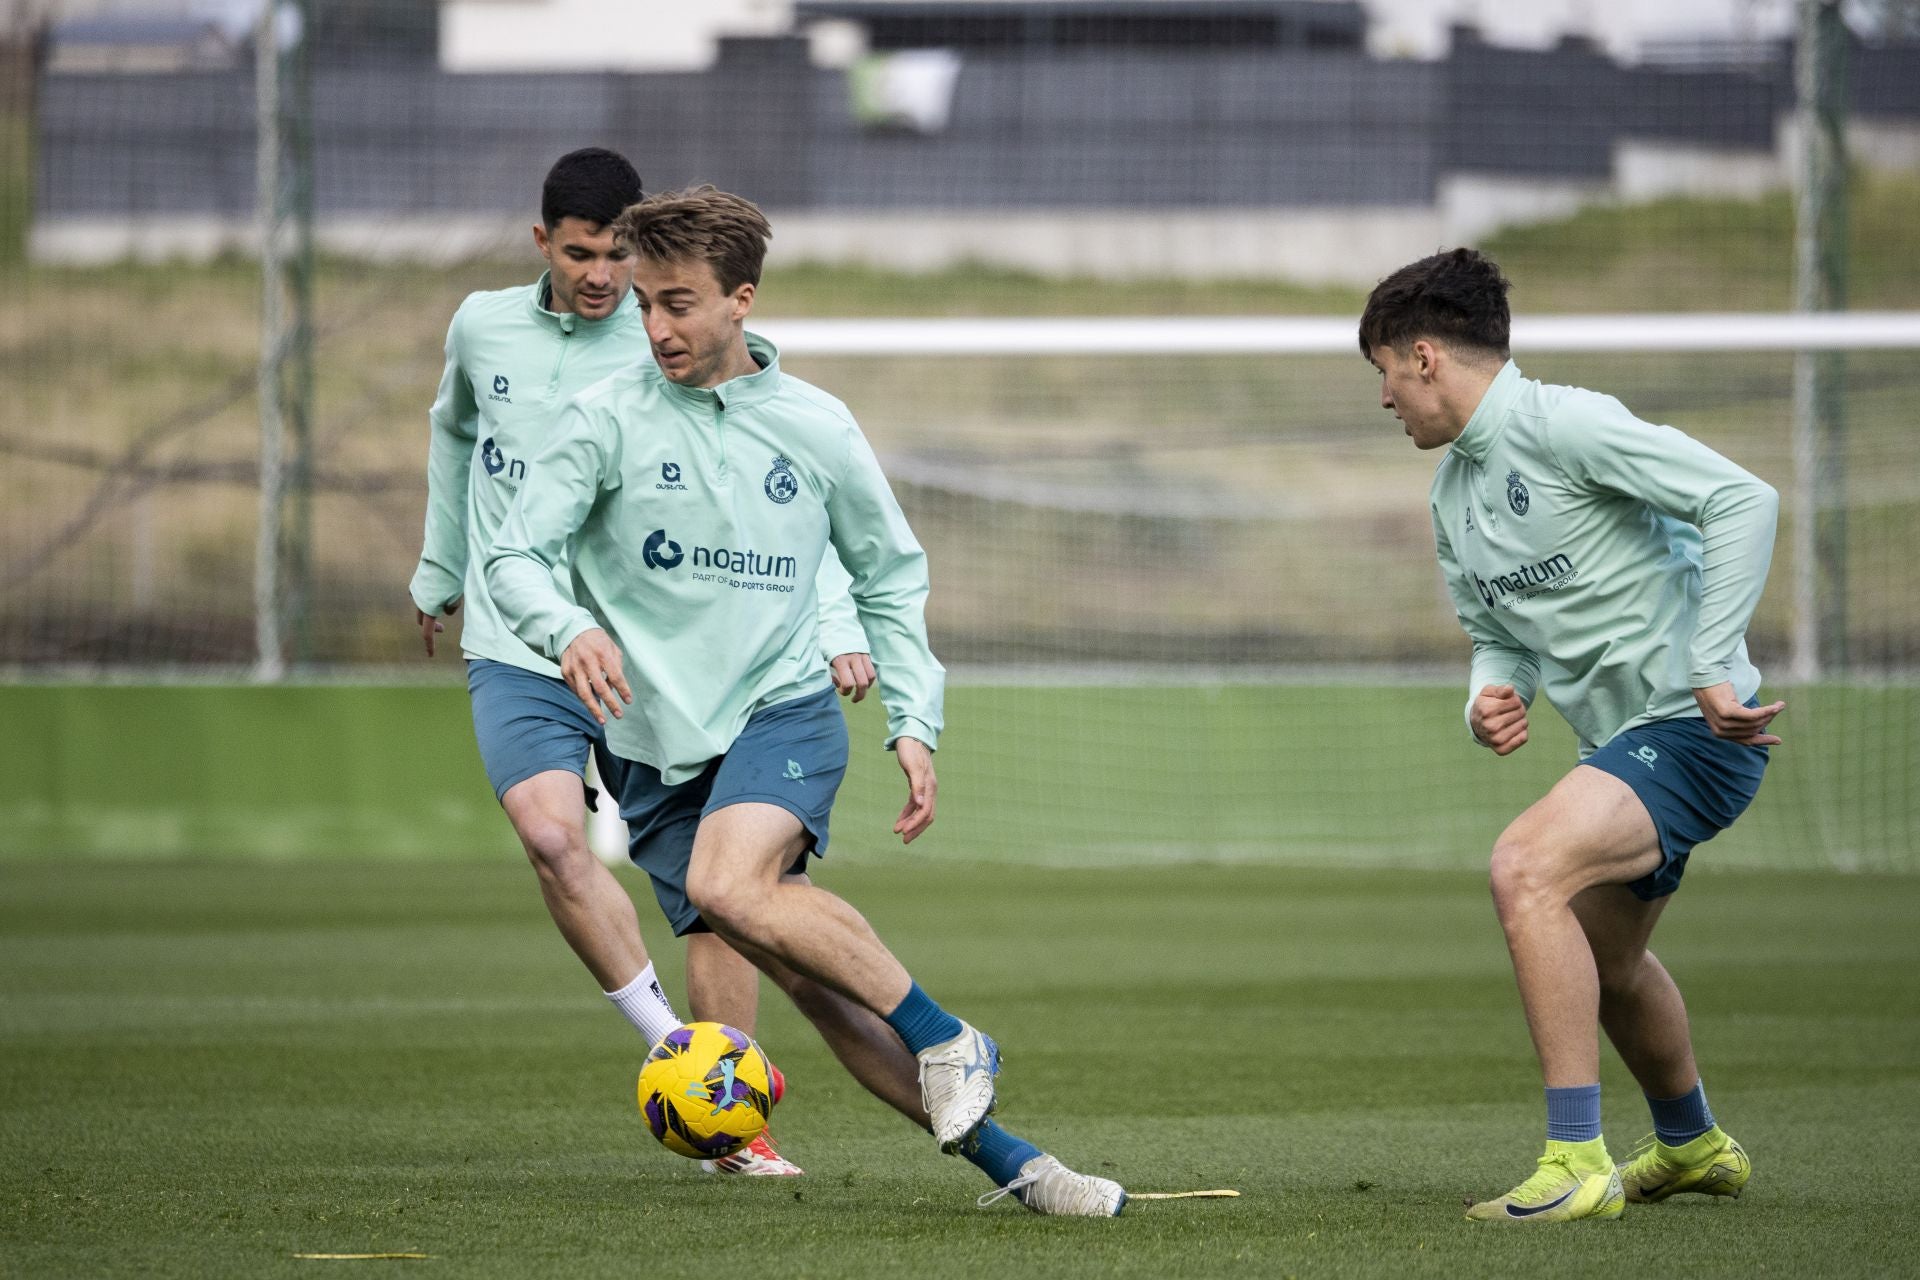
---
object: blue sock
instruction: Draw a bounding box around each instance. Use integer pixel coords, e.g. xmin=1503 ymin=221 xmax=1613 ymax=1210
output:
xmin=1647 ymin=1081 xmax=1715 ymax=1146
xmin=961 ymin=1120 xmax=1043 ymax=1187
xmin=1545 ymin=1084 xmax=1603 ymax=1144
xmin=883 ymin=980 xmax=964 ymax=1055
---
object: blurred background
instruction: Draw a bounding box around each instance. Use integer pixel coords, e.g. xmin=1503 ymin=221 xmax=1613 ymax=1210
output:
xmin=1 ymin=0 xmax=1915 ymax=873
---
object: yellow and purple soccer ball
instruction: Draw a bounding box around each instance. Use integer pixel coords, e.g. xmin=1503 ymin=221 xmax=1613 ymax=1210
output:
xmin=637 ymin=1022 xmax=773 ymax=1160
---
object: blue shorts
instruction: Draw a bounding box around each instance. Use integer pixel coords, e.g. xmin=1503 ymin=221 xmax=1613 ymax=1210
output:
xmin=603 ymin=685 xmax=849 ymax=937
xmin=1582 ymin=705 xmax=1769 ymax=901
xmin=465 ymin=658 xmax=608 ymax=806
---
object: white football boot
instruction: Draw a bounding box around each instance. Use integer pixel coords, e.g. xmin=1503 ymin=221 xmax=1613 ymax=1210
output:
xmin=916 ymin=1021 xmax=999 ymax=1152
xmin=977 ymin=1154 xmax=1127 ymax=1217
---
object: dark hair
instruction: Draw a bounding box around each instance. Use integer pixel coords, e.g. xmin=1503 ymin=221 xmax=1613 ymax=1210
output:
xmin=541 ymin=148 xmax=643 ymax=230
xmin=612 ymin=185 xmax=771 ymax=294
xmin=1358 ymin=247 xmax=1512 ymax=362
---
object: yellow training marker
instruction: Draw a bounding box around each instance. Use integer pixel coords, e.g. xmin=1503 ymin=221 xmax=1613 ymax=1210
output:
xmin=1130 ymin=1190 xmax=1242 ymax=1200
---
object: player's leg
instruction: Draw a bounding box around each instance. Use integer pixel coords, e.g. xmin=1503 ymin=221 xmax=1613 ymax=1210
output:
xmin=1573 ymin=887 xmax=1693 ymax=1099
xmin=721 ymin=914 xmax=924 ymax=1122
xmin=1489 ymin=765 xmax=1663 ymax=1089
xmin=503 ymin=770 xmax=652 ymax=989
xmin=1575 ymin=885 xmax=1750 ymax=1202
xmin=688 ymin=802 xmax=914 ymax=1011
xmin=467 ymin=660 xmax=682 ymax=1049
xmin=652 ymin=689 xmax=1121 ymax=1211
xmin=1577 ymin=711 xmax=1767 ymax=1205
xmin=726 ymin=921 xmax=1124 ymax=1215
xmin=609 ymin=753 xmax=808 ymax=1175
xmin=685 ymin=930 xmax=761 ymax=1032
xmin=677 ymin=688 xmax=1001 ymax=1151
xmin=1466 ymin=762 xmax=1658 ymax=1222
xmin=687 ymin=801 xmax=1116 ymax=1210
xmin=676 ymin=927 xmax=804 ymax=1176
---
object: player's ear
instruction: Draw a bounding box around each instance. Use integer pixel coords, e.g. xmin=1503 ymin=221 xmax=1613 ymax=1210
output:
xmin=532 ymin=222 xmax=551 ymax=257
xmin=1413 ymin=339 xmax=1439 ymax=381
xmin=730 ymin=281 xmax=756 ymax=321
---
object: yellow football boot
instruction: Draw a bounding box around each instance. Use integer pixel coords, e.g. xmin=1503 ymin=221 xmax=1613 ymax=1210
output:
xmin=1617 ymin=1127 xmax=1750 ymax=1203
xmin=1466 ymin=1138 xmax=1626 ymax=1223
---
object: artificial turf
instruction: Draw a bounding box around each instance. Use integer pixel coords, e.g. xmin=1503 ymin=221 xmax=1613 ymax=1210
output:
xmin=3 ymin=858 xmax=1917 ymax=1278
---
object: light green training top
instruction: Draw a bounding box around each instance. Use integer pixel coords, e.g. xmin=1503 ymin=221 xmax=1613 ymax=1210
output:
xmin=407 ymin=276 xmax=867 ymax=679
xmin=485 ymin=332 xmax=945 ymax=783
xmin=1430 ymin=361 xmax=1779 ymax=757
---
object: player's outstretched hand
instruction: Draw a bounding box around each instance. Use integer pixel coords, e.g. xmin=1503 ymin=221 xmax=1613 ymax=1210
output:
xmin=1470 ymin=683 xmax=1530 ymax=755
xmin=415 ymin=597 xmax=461 ymax=657
xmin=891 ymin=736 xmax=937 ymax=845
xmin=1693 ymin=682 xmax=1785 ymax=746
xmin=829 ymin=652 xmax=876 ymax=703
xmin=561 ymin=628 xmax=632 ymax=726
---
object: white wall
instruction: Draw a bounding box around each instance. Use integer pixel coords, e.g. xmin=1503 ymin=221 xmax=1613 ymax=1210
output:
xmin=441 ymin=0 xmax=790 ymax=71
xmin=1361 ymin=0 xmax=1798 ymax=61
xmin=436 ymin=0 xmax=1811 ymax=73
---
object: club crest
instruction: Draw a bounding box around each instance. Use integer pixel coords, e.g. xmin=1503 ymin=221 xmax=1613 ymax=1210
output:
xmin=764 ymin=455 xmax=799 ymax=505
xmin=1506 ymin=469 xmax=1530 ymax=516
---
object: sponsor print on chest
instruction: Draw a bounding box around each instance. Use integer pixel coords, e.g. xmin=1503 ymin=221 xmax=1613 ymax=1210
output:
xmin=636 ymin=454 xmax=809 ymax=595
xmin=1464 ymin=466 xmax=1582 ymax=612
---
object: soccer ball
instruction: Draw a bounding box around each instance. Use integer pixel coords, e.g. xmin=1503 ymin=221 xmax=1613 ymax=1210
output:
xmin=637 ymin=1022 xmax=773 ymax=1160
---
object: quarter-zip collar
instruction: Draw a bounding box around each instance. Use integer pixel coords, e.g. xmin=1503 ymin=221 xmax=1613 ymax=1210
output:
xmin=659 ymin=332 xmax=784 ymax=412
xmin=1449 ymin=360 xmax=1524 ymax=466
xmin=523 ymin=270 xmax=636 ymax=337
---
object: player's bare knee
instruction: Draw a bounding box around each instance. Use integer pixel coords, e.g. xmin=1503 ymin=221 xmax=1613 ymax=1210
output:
xmin=517 ymin=816 xmax=591 ymax=884
xmin=685 ymin=867 xmax=762 ymax=938
xmin=1488 ymin=836 xmax=1561 ymax=921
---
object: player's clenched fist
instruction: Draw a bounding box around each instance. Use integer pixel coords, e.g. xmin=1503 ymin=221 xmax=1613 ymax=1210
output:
xmin=561 ymin=627 xmax=633 ymax=725
xmin=1470 ymin=683 xmax=1529 ymax=755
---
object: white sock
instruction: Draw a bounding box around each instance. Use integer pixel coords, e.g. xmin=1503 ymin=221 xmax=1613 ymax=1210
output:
xmin=605 ymin=963 xmax=684 ymax=1048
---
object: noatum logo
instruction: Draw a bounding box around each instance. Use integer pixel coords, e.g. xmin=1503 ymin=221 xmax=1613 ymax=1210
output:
xmin=694 ymin=545 xmax=797 ymax=578
xmin=642 ymin=529 xmax=684 ymax=570
xmin=641 ymin=528 xmax=796 ymax=580
xmin=1474 ymin=553 xmax=1576 ymax=610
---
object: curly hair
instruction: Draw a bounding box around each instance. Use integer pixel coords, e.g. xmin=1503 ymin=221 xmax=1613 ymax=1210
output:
xmin=540 ymin=148 xmax=642 ymax=231
xmin=611 ymin=185 xmax=772 ymax=295
xmin=1358 ymin=247 xmax=1512 ymax=362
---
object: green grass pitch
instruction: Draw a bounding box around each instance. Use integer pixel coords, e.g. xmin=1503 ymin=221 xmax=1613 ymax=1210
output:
xmin=4 ymin=859 xmax=1918 ymax=1278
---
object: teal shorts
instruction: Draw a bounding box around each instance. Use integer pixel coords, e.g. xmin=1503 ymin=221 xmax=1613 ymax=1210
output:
xmin=603 ymin=685 xmax=849 ymax=936
xmin=465 ymin=658 xmax=608 ymax=805
xmin=1582 ymin=703 xmax=1769 ymax=901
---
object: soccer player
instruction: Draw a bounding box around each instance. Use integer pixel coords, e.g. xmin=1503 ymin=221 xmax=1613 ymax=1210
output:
xmin=409 ymin=149 xmax=877 ymax=1177
xmin=485 ymin=186 xmax=1125 ymax=1217
xmin=1360 ymin=248 xmax=1780 ymax=1223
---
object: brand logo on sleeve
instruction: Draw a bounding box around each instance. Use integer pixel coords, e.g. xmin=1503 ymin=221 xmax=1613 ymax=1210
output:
xmin=764 ymin=455 xmax=799 ymax=505
xmin=1506 ymin=469 xmax=1531 ymax=516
